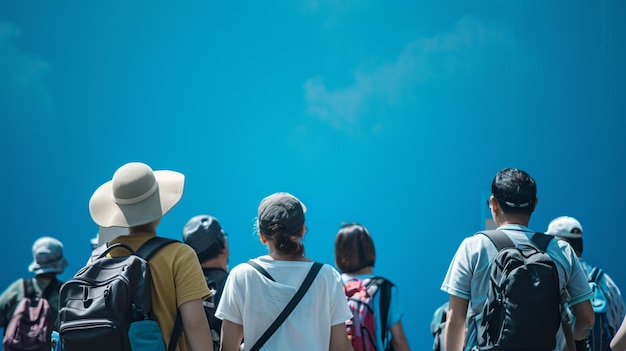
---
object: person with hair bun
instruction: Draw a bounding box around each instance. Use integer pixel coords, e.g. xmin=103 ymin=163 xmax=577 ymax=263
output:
xmin=216 ymin=192 xmax=353 ymax=351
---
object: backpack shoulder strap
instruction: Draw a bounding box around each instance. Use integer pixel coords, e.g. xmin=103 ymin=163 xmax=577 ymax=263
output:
xmin=249 ymin=262 xmax=323 ymax=351
xmin=90 ymin=243 xmax=108 ymax=261
xmin=23 ymin=278 xmax=35 ymax=299
xmin=41 ymin=278 xmax=60 ymax=300
xmin=246 ymin=260 xmax=276 ymax=282
xmin=589 ymin=266 xmax=604 ymax=283
xmin=134 ymin=237 xmax=181 ymax=351
xmin=480 ymin=230 xmax=514 ymax=251
xmin=136 ymin=237 xmax=179 ymax=261
xmin=90 ymin=242 xmax=136 ymax=262
xmin=530 ymin=232 xmax=553 ymax=252
xmin=373 ymin=277 xmax=395 ymax=349
xmin=364 ymin=276 xmax=392 ymax=296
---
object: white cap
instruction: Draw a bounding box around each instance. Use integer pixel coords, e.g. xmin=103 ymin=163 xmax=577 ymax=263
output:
xmin=546 ymin=216 xmax=583 ymax=239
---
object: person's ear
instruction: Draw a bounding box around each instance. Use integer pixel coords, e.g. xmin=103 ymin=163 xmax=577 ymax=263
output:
xmin=531 ymin=197 xmax=538 ymax=213
xmin=259 ymin=233 xmax=268 ymax=244
xmin=299 ymin=224 xmax=307 ymax=238
xmin=489 ymin=195 xmax=499 ymax=213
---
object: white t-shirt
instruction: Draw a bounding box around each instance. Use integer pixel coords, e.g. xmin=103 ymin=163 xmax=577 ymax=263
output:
xmin=215 ymin=257 xmax=352 ymax=351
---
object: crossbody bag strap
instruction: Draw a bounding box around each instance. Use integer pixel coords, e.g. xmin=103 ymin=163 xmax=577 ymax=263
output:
xmin=246 ymin=260 xmax=276 ymax=282
xmin=167 ymin=311 xmax=183 ymax=351
xmin=249 ymin=262 xmax=323 ymax=351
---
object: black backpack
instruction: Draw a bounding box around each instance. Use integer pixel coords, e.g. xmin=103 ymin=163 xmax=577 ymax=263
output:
xmin=585 ymin=267 xmax=612 ymax=351
xmin=202 ymin=268 xmax=228 ymax=351
xmin=476 ymin=230 xmax=561 ymax=351
xmin=58 ymin=237 xmax=181 ymax=351
xmin=2 ymin=278 xmax=60 ymax=351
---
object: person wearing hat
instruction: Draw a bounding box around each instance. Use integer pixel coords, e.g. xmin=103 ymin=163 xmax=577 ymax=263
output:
xmin=215 ymin=192 xmax=353 ymax=351
xmin=441 ymin=168 xmax=595 ymax=351
xmin=0 ymin=236 xmax=68 ymax=330
xmin=182 ymin=214 xmax=230 ymax=350
xmin=547 ymin=216 xmax=626 ymax=350
xmin=88 ymin=162 xmax=212 ymax=351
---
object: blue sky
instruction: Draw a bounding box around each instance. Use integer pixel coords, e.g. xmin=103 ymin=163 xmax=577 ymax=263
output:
xmin=1 ymin=1 xmax=625 ymax=348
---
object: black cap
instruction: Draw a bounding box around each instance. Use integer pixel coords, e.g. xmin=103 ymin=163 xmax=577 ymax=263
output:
xmin=182 ymin=215 xmax=225 ymax=256
xmin=257 ymin=192 xmax=306 ymax=236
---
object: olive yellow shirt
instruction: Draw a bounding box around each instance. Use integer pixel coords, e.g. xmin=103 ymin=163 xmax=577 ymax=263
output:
xmin=108 ymin=232 xmax=211 ymax=351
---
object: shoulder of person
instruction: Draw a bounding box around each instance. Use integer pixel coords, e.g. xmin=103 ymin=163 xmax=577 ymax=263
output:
xmin=1 ymin=279 xmax=26 ymax=296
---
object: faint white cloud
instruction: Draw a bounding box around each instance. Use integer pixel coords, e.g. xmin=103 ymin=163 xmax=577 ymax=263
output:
xmin=304 ymin=16 xmax=517 ymax=132
xmin=0 ymin=21 xmax=53 ymax=121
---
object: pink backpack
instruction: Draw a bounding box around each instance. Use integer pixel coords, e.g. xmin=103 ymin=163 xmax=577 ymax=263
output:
xmin=3 ymin=279 xmax=55 ymax=351
xmin=344 ymin=277 xmax=393 ymax=351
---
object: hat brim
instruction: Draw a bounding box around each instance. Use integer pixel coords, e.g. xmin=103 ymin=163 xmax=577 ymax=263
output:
xmin=549 ymin=232 xmax=583 ymax=239
xmin=89 ymin=170 xmax=184 ymax=228
xmin=29 ymin=257 xmax=68 ymax=275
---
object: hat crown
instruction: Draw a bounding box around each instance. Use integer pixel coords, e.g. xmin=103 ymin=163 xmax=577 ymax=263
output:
xmin=547 ymin=216 xmax=583 ymax=238
xmin=183 ymin=215 xmax=225 ymax=256
xmin=257 ymin=192 xmax=306 ymax=235
xmin=112 ymin=163 xmax=158 ymax=205
xmin=29 ymin=237 xmax=68 ymax=275
xmin=32 ymin=237 xmax=64 ymax=263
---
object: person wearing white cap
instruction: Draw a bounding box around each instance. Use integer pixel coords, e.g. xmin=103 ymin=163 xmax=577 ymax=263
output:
xmin=547 ymin=215 xmax=626 ymax=351
xmin=215 ymin=192 xmax=353 ymax=351
xmin=0 ymin=236 xmax=68 ymax=330
xmin=88 ymin=162 xmax=212 ymax=351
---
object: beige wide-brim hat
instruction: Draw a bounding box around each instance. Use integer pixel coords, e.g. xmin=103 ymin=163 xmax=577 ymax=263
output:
xmin=89 ymin=162 xmax=185 ymax=228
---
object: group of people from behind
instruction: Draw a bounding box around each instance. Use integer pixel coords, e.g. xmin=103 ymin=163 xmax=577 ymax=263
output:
xmin=439 ymin=167 xmax=626 ymax=351
xmin=0 ymin=161 xmax=410 ymax=351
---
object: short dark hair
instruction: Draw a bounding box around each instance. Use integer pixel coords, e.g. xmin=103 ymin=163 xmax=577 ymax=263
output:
xmin=491 ymin=168 xmax=537 ymax=216
xmin=334 ymin=223 xmax=376 ymax=274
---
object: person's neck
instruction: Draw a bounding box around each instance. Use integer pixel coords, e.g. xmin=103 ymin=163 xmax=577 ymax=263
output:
xmin=129 ymin=222 xmax=158 ymax=234
xmin=349 ymin=267 xmax=373 ymax=275
xmin=263 ymin=243 xmax=308 ymax=261
xmin=201 ymin=256 xmax=228 ymax=271
xmin=35 ymin=273 xmax=57 ymax=283
xmin=496 ymin=214 xmax=531 ymax=228
xmin=264 ymin=251 xmax=308 ymax=262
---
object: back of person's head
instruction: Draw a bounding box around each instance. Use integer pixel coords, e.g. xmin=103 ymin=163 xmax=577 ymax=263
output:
xmin=29 ymin=236 xmax=68 ymax=276
xmin=256 ymin=192 xmax=306 ymax=256
xmin=491 ymin=167 xmax=537 ymax=216
xmin=546 ymin=215 xmax=584 ymax=255
xmin=182 ymin=214 xmax=227 ymax=262
xmin=334 ymin=223 xmax=376 ymax=274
